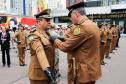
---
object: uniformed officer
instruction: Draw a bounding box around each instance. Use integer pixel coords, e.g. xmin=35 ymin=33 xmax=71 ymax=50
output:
xmin=49 ymin=2 xmax=102 ymax=84
xmin=99 ymin=24 xmax=106 ymax=65
xmin=105 ymin=24 xmax=112 ymax=59
xmin=13 ymin=25 xmax=27 ymax=66
xmin=109 ymin=25 xmax=116 ymax=53
xmin=113 ymin=25 xmax=118 ymax=50
xmin=27 ymin=9 xmax=56 ymax=84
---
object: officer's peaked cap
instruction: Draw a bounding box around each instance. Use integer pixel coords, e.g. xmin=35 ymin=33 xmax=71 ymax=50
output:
xmin=67 ymin=2 xmax=86 ymax=17
xmin=34 ymin=9 xmax=52 ymax=19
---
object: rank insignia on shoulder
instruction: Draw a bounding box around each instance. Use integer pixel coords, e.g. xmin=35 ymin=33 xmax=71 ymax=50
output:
xmin=27 ymin=34 xmax=38 ymax=43
xmin=28 ymin=35 xmax=34 ymax=41
xmin=74 ymin=27 xmax=80 ymax=35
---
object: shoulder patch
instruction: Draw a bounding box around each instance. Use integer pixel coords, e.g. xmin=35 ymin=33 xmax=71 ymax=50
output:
xmin=28 ymin=35 xmax=34 ymax=41
xmin=73 ymin=26 xmax=80 ymax=35
xmin=27 ymin=34 xmax=38 ymax=44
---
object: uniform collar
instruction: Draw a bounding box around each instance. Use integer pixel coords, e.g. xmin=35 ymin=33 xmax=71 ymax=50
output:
xmin=78 ymin=16 xmax=89 ymax=25
xmin=36 ymin=28 xmax=43 ymax=34
xmin=36 ymin=28 xmax=49 ymax=39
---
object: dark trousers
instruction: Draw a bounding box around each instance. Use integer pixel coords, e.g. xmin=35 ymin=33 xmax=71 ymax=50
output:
xmin=1 ymin=45 xmax=11 ymax=66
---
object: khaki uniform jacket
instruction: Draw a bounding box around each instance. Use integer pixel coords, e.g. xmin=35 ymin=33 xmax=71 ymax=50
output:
xmin=107 ymin=28 xmax=113 ymax=41
xmin=13 ymin=30 xmax=27 ymax=47
xmin=103 ymin=29 xmax=108 ymax=46
xmin=55 ymin=17 xmax=102 ymax=83
xmin=99 ymin=29 xmax=106 ymax=46
xmin=27 ymin=28 xmax=55 ymax=80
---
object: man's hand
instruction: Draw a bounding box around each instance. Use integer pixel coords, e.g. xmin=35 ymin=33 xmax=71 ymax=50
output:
xmin=44 ymin=67 xmax=56 ymax=82
xmin=48 ymin=30 xmax=59 ymax=42
xmin=48 ymin=30 xmax=64 ymax=42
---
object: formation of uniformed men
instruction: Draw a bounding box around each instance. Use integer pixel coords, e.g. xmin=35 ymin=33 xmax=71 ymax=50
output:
xmin=99 ymin=24 xmax=120 ymax=65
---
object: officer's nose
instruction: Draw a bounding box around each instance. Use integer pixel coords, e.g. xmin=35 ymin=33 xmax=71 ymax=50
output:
xmin=45 ymin=19 xmax=51 ymax=24
xmin=47 ymin=21 xmax=51 ymax=24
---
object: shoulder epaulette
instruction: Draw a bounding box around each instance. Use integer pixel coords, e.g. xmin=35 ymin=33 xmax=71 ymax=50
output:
xmin=27 ymin=34 xmax=39 ymax=44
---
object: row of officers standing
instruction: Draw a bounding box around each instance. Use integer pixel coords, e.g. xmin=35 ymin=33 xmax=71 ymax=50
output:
xmin=0 ymin=2 xmax=120 ymax=84
xmin=99 ymin=24 xmax=120 ymax=65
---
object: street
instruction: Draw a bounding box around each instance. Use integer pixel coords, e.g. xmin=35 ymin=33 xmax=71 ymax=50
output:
xmin=0 ymin=36 xmax=126 ymax=84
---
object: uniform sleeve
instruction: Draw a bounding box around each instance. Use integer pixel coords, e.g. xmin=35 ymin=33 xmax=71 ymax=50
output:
xmin=30 ymin=38 xmax=50 ymax=70
xmin=55 ymin=27 xmax=93 ymax=52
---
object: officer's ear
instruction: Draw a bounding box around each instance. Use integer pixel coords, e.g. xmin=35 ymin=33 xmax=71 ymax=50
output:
xmin=72 ymin=10 xmax=80 ymax=18
xmin=75 ymin=11 xmax=81 ymax=18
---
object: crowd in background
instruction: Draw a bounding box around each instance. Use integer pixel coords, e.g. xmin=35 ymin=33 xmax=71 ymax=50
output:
xmin=0 ymin=23 xmax=121 ymax=67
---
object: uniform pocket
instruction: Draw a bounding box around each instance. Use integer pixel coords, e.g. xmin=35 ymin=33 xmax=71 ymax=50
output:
xmin=77 ymin=63 xmax=88 ymax=83
xmin=29 ymin=68 xmax=47 ymax=80
xmin=40 ymin=37 xmax=51 ymax=45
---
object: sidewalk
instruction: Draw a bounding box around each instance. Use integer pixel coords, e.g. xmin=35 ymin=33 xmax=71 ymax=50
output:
xmin=97 ymin=37 xmax=126 ymax=84
xmin=0 ymin=49 xmax=30 ymax=84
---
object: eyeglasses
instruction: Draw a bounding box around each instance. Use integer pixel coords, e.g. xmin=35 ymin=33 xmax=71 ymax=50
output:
xmin=37 ymin=18 xmax=51 ymax=22
xmin=44 ymin=18 xmax=51 ymax=22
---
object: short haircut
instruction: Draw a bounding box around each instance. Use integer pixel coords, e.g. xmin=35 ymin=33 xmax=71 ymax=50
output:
xmin=72 ymin=7 xmax=86 ymax=15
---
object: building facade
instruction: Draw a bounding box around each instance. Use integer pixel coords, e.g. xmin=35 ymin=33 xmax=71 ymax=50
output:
xmin=86 ymin=0 xmax=126 ymax=34
xmin=66 ymin=0 xmax=84 ymax=7
xmin=48 ymin=0 xmax=58 ymax=9
xmin=0 ymin=0 xmax=34 ymax=17
xmin=0 ymin=0 xmax=11 ymax=14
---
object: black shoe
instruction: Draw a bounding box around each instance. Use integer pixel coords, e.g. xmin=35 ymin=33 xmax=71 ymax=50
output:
xmin=20 ymin=64 xmax=24 ymax=66
xmin=114 ymin=48 xmax=118 ymax=50
xmin=23 ymin=64 xmax=27 ymax=66
xmin=8 ymin=65 xmax=10 ymax=67
xmin=20 ymin=64 xmax=27 ymax=66
xmin=117 ymin=46 xmax=120 ymax=48
xmin=13 ymin=47 xmax=16 ymax=49
xmin=27 ymin=48 xmax=30 ymax=50
xmin=110 ymin=51 xmax=113 ymax=53
xmin=101 ymin=61 xmax=107 ymax=65
xmin=106 ymin=56 xmax=111 ymax=59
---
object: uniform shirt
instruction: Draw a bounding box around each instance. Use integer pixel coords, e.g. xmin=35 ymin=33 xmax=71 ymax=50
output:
xmin=27 ymin=28 xmax=55 ymax=80
xmin=13 ymin=30 xmax=27 ymax=47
